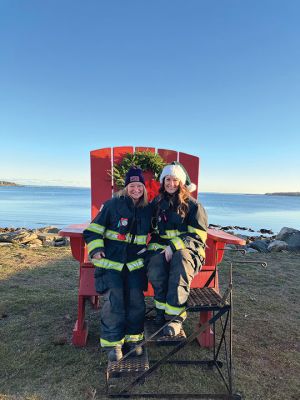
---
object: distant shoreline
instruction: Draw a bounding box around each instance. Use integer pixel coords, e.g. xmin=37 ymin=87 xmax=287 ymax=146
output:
xmin=265 ymin=192 xmax=300 ymax=197
xmin=0 ymin=181 xmax=20 ymax=186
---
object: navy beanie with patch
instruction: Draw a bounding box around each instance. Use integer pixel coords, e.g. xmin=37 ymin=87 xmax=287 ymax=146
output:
xmin=125 ymin=167 xmax=145 ymax=187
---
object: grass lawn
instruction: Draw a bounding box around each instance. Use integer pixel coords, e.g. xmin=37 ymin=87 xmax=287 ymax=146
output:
xmin=0 ymin=246 xmax=299 ymax=400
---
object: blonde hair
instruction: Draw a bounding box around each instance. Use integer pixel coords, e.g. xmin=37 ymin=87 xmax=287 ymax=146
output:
xmin=115 ymin=185 xmax=148 ymax=207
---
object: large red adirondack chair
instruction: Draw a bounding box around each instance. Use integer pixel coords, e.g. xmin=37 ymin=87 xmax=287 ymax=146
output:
xmin=59 ymin=146 xmax=245 ymax=347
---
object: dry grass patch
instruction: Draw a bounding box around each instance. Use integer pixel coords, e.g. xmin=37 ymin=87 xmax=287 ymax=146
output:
xmin=0 ymin=246 xmax=299 ymax=399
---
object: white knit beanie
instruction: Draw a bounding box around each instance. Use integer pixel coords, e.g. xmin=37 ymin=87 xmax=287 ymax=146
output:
xmin=160 ymin=162 xmax=197 ymax=193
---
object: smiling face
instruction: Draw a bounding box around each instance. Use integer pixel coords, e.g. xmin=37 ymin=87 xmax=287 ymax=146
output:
xmin=126 ymin=182 xmax=145 ymax=202
xmin=164 ymin=175 xmax=180 ymax=195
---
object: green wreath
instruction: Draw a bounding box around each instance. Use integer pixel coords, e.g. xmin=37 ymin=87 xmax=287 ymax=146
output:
xmin=112 ymin=151 xmax=166 ymax=189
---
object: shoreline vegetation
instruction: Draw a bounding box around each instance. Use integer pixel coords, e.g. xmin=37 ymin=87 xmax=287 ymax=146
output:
xmin=0 ymin=180 xmax=20 ymax=186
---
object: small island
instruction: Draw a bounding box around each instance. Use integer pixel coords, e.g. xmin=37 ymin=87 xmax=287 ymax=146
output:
xmin=265 ymin=192 xmax=300 ymax=196
xmin=0 ymin=181 xmax=19 ymax=186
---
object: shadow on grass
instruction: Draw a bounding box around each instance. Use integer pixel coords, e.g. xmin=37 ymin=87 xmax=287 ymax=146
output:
xmin=1 ymin=247 xmax=300 ymax=400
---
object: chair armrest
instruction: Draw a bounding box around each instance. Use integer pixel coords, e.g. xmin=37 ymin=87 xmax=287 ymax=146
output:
xmin=59 ymin=223 xmax=89 ymax=262
xmin=59 ymin=223 xmax=89 ymax=238
xmin=208 ymin=228 xmax=246 ymax=246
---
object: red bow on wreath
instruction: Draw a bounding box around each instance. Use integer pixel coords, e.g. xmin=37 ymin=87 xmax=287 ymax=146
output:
xmin=145 ymin=179 xmax=160 ymax=201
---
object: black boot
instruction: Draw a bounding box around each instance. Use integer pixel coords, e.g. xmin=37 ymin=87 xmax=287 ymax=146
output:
xmin=104 ymin=345 xmax=123 ymax=362
xmin=126 ymin=341 xmax=143 ymax=357
xmin=163 ymin=320 xmax=182 ymax=337
xmin=155 ymin=309 xmax=165 ymax=325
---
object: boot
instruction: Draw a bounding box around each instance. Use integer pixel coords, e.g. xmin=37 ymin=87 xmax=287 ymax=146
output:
xmin=104 ymin=345 xmax=123 ymax=362
xmin=126 ymin=341 xmax=144 ymax=357
xmin=163 ymin=320 xmax=182 ymax=337
xmin=155 ymin=309 xmax=165 ymax=325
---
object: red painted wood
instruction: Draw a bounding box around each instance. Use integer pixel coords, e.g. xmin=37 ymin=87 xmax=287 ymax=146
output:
xmin=113 ymin=146 xmax=134 ymax=192
xmin=135 ymin=147 xmax=155 ymax=153
xmin=157 ymin=148 xmax=178 ymax=163
xmin=113 ymin=146 xmax=134 ymax=163
xmin=208 ymin=228 xmax=246 ymax=245
xmin=90 ymin=148 xmax=112 ymax=219
xmin=179 ymin=152 xmax=199 ymax=199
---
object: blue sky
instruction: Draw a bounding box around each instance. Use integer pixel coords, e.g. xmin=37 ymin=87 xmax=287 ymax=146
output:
xmin=0 ymin=0 xmax=299 ymax=193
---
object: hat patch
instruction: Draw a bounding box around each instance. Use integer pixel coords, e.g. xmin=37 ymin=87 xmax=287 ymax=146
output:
xmin=130 ymin=176 xmax=140 ymax=182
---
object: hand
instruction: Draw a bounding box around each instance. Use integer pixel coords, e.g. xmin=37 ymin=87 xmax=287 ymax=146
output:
xmin=161 ymin=246 xmax=173 ymax=262
xmin=92 ymin=251 xmax=105 ymax=259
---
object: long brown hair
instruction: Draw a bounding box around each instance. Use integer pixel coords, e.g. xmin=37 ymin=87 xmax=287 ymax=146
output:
xmin=157 ymin=179 xmax=190 ymax=218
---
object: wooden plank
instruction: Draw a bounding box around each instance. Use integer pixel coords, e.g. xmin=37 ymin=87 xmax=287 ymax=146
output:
xmin=179 ymin=152 xmax=199 ymax=199
xmin=113 ymin=146 xmax=134 ymax=192
xmin=135 ymin=146 xmax=155 ymax=153
xmin=157 ymin=148 xmax=178 ymax=164
xmin=90 ymin=148 xmax=112 ymax=219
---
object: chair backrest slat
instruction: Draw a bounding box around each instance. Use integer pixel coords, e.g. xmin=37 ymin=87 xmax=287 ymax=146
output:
xmin=90 ymin=146 xmax=200 ymax=219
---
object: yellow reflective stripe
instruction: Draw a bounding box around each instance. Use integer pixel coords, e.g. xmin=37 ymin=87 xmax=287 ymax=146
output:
xmin=125 ymin=333 xmax=144 ymax=342
xmin=100 ymin=337 xmax=125 ymax=347
xmin=127 ymin=258 xmax=144 ymax=271
xmin=148 ymin=243 xmax=166 ymax=251
xmin=171 ymin=237 xmax=185 ymax=250
xmin=104 ymin=230 xmax=147 ymax=245
xmin=105 ymin=229 xmax=122 ymax=240
xmin=199 ymin=246 xmax=206 ymax=258
xmin=154 ymin=300 xmax=166 ymax=310
xmin=187 ymin=226 xmax=207 ymax=243
xmin=86 ymin=223 xmax=105 ymax=234
xmin=165 ymin=302 xmax=186 ymax=316
xmin=93 ymin=258 xmax=123 ymax=271
xmin=87 ymin=239 xmax=104 ymax=253
xmin=160 ymin=229 xmax=186 ymax=239
xmin=134 ymin=235 xmax=147 ymax=245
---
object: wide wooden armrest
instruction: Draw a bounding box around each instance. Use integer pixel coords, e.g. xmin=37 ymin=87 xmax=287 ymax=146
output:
xmin=59 ymin=223 xmax=89 ymax=238
xmin=208 ymin=228 xmax=246 ymax=246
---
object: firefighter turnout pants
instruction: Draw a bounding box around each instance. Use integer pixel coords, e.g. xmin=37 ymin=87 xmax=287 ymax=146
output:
xmin=95 ymin=266 xmax=146 ymax=348
xmin=147 ymin=249 xmax=199 ymax=321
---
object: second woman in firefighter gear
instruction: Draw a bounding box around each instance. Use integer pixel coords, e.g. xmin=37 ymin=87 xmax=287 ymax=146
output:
xmin=83 ymin=167 xmax=151 ymax=362
xmin=147 ymin=162 xmax=208 ymax=337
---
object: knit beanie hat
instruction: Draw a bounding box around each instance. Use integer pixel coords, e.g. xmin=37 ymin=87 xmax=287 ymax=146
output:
xmin=159 ymin=161 xmax=197 ymax=193
xmin=125 ymin=167 xmax=145 ymax=186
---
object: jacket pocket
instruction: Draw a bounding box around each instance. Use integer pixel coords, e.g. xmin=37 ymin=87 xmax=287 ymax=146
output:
xmin=94 ymin=267 xmax=108 ymax=294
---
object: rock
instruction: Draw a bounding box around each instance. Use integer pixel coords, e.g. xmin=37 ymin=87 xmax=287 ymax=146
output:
xmin=276 ymin=227 xmax=300 ymax=250
xmin=267 ymin=240 xmax=288 ymax=252
xmin=245 ymin=247 xmax=259 ymax=253
xmin=0 ymin=230 xmax=38 ymax=244
xmin=0 ymin=242 xmax=13 ymax=247
xmin=37 ymin=226 xmax=60 ymax=234
xmin=225 ymin=244 xmax=237 ymax=250
xmin=26 ymin=239 xmax=43 ymax=248
xmin=249 ymin=240 xmax=269 ymax=253
xmin=54 ymin=237 xmax=69 ymax=247
xmin=259 ymin=229 xmax=274 ymax=235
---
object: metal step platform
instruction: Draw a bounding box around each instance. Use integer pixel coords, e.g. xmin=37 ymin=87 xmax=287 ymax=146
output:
xmin=144 ymin=318 xmax=187 ymax=345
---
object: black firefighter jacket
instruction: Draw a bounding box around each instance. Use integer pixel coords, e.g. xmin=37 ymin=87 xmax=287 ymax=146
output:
xmin=148 ymin=194 xmax=208 ymax=269
xmin=83 ymin=195 xmax=152 ymax=272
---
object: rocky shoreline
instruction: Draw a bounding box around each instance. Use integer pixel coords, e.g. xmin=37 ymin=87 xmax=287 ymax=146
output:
xmin=0 ymin=226 xmax=69 ymax=248
xmin=0 ymin=225 xmax=299 ymax=253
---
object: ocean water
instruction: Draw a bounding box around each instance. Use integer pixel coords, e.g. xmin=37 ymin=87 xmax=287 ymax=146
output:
xmin=0 ymin=186 xmax=300 ymax=234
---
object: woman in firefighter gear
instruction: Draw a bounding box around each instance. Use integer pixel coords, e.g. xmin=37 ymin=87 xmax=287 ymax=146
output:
xmin=83 ymin=167 xmax=151 ymax=362
xmin=147 ymin=162 xmax=208 ymax=337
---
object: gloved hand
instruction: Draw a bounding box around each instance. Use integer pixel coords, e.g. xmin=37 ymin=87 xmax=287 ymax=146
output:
xmin=161 ymin=245 xmax=173 ymax=262
xmin=92 ymin=251 xmax=105 ymax=259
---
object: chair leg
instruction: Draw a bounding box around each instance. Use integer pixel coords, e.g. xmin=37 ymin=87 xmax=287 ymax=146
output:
xmin=89 ymin=295 xmax=100 ymax=309
xmin=72 ymin=295 xmax=89 ymax=346
xmin=197 ymin=311 xmax=214 ymax=348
